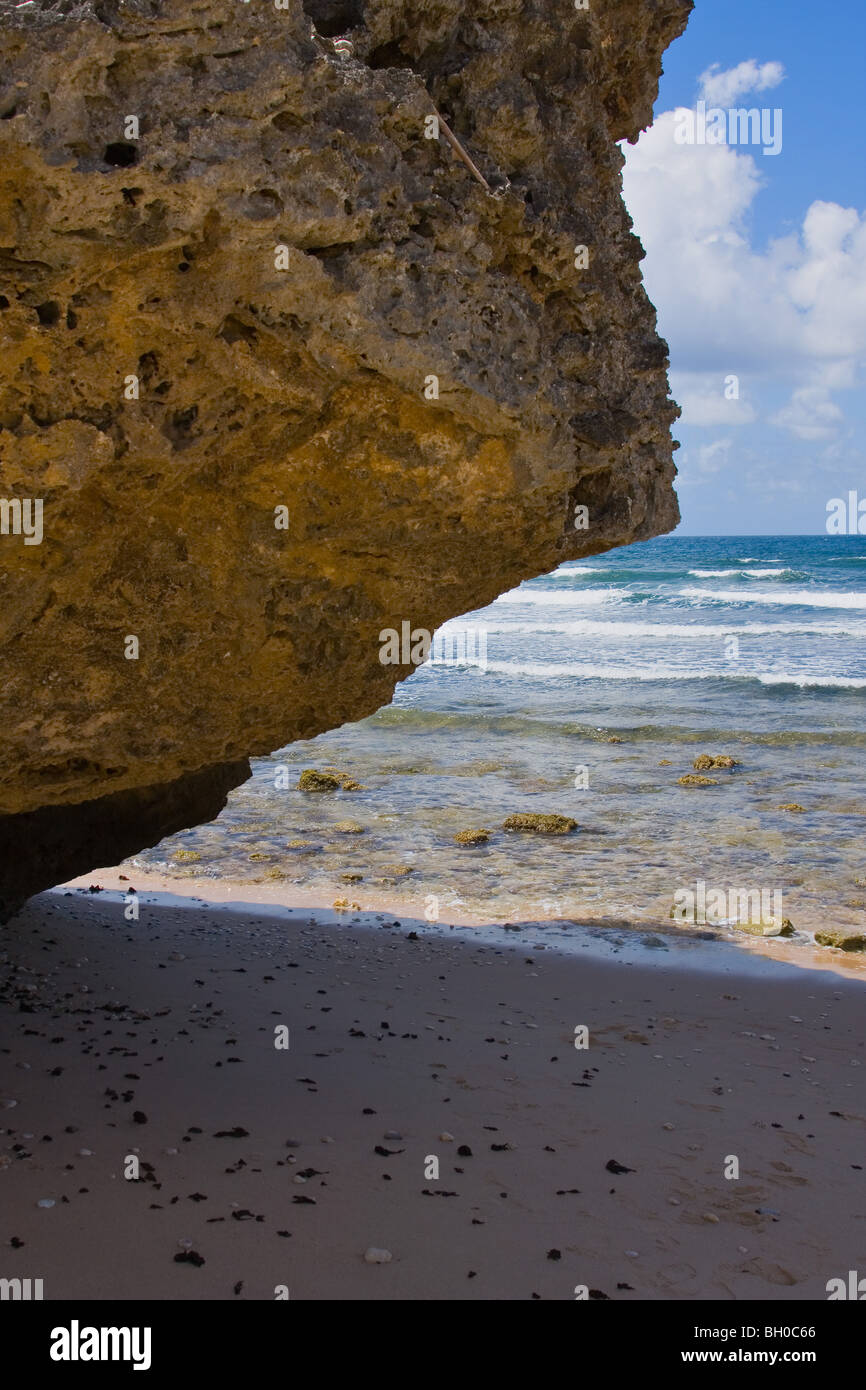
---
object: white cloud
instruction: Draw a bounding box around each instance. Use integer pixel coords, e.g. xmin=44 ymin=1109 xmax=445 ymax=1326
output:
xmin=786 ymin=202 xmax=866 ymax=359
xmin=621 ymin=70 xmax=866 ymax=529
xmin=677 ymin=438 xmax=732 ymax=487
xmin=697 ymin=438 xmax=731 ymax=473
xmin=770 ymin=386 xmax=845 ymax=440
xmin=621 ymin=116 xmax=866 ymax=390
xmin=698 ymin=60 xmax=785 ymax=106
xmin=672 ymin=371 xmax=757 ymax=426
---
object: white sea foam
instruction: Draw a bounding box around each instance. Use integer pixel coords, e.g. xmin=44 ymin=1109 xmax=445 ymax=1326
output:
xmin=494 ymin=586 xmax=622 ymax=606
xmin=477 ymin=660 xmax=721 ymax=680
xmin=688 ymin=568 xmax=794 ymax=578
xmin=450 ymin=659 xmax=866 ymax=687
xmin=680 ymin=587 xmax=866 ymax=609
xmin=476 ymin=618 xmax=865 ymax=639
xmin=757 ymin=673 xmax=866 ymax=688
xmin=743 ymin=569 xmax=795 ymax=579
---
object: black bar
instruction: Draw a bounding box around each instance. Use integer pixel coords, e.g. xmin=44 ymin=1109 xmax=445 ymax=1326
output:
xmin=5 ymin=1299 xmax=859 ymax=1375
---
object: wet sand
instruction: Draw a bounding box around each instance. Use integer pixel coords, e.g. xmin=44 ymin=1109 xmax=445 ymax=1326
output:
xmin=1 ymin=886 xmax=864 ymax=1301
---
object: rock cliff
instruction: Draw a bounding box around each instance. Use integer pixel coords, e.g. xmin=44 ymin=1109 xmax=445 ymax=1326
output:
xmin=0 ymin=0 xmax=690 ymax=918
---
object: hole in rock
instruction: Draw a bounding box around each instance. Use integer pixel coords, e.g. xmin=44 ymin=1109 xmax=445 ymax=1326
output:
xmin=219 ymin=316 xmax=258 ymax=347
xmin=36 ymin=301 xmax=61 ymax=326
xmin=246 ymin=188 xmax=283 ymax=220
xmin=303 ymin=0 xmax=365 ymax=38
xmin=163 ymin=404 xmax=199 ymax=443
xmin=306 ymin=242 xmax=355 ymax=261
xmin=104 ymin=142 xmax=138 ymax=168
xmin=367 ymin=39 xmax=414 ymax=70
xmin=271 ymin=111 xmax=303 ymax=133
xmin=137 ymin=351 xmax=159 ymax=383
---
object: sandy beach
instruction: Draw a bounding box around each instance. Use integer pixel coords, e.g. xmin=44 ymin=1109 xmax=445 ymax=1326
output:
xmin=1 ymin=883 xmax=863 ymax=1301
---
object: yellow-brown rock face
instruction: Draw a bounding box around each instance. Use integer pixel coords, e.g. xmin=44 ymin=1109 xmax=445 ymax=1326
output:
xmin=0 ymin=0 xmax=690 ymax=916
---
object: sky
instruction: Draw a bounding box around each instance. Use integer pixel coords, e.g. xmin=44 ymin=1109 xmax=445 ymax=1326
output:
xmin=620 ymin=0 xmax=866 ymax=535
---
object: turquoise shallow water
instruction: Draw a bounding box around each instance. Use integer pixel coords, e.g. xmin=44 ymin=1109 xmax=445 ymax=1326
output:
xmin=134 ymin=536 xmax=866 ymax=942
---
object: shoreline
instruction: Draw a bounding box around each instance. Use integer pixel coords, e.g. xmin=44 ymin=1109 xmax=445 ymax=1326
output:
xmin=2 ymin=886 xmax=864 ymax=1300
xmin=61 ymin=865 xmax=866 ymax=983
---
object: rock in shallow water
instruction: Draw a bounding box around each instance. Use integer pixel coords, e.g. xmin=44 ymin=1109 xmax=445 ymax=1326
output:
xmin=814 ymin=930 xmax=866 ymax=952
xmin=693 ymin=754 xmax=741 ymax=771
xmin=502 ymin=814 xmax=577 ymax=835
xmin=454 ymin=828 xmax=491 ymax=846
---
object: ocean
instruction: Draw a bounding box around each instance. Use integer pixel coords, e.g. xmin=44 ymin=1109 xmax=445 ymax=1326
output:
xmin=134 ymin=535 xmax=866 ymax=947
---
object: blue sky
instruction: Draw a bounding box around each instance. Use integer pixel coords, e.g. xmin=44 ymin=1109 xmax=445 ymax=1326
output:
xmin=620 ymin=0 xmax=866 ymax=535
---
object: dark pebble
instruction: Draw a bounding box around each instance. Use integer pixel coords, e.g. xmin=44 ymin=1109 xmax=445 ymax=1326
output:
xmin=605 ymin=1159 xmax=634 ymax=1174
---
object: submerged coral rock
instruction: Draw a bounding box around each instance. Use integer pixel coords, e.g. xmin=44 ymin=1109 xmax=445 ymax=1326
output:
xmin=778 ymin=803 xmax=806 ymax=813
xmin=454 ymin=828 xmax=491 ymax=846
xmin=298 ymin=770 xmax=361 ymax=792
xmin=735 ymin=919 xmax=795 ymax=939
xmin=299 ymin=772 xmax=343 ymax=792
xmin=693 ymin=755 xmax=740 ymax=771
xmin=677 ymin=775 xmax=719 ymax=787
xmin=814 ymin=930 xmax=866 ymax=952
xmin=503 ymin=813 xmax=577 ymax=835
xmin=0 ymin=0 xmax=691 ymax=917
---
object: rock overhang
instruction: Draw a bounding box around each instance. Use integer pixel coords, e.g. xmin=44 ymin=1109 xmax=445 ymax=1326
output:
xmin=0 ymin=0 xmax=691 ymax=917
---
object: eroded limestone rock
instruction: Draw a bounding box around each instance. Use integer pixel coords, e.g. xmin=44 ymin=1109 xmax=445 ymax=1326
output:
xmin=0 ymin=0 xmax=690 ymax=917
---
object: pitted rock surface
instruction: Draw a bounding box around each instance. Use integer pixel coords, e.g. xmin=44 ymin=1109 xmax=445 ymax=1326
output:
xmin=0 ymin=0 xmax=690 ymax=916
